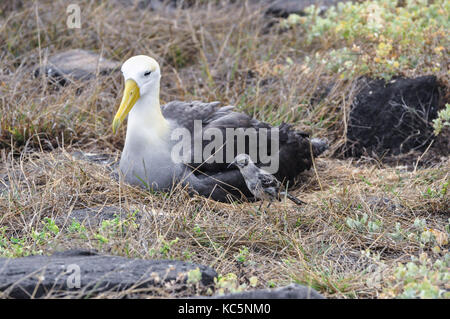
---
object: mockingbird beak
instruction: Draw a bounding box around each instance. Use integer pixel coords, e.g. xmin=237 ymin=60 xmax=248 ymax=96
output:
xmin=227 ymin=160 xmax=236 ymax=169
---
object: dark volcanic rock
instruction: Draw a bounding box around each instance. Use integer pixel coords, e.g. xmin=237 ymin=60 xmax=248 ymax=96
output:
xmin=35 ymin=49 xmax=119 ymax=85
xmin=344 ymin=76 xmax=444 ymax=158
xmin=0 ymin=250 xmax=217 ymax=298
xmin=265 ymin=0 xmax=347 ymax=17
xmin=115 ymin=0 xmax=191 ymax=10
xmin=211 ymin=283 xmax=325 ymax=299
xmin=115 ymin=0 xmax=170 ymax=10
xmin=117 ymin=0 xmax=348 ymax=16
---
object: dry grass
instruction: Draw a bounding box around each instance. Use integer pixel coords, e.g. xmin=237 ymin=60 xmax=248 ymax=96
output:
xmin=0 ymin=0 xmax=449 ymax=298
xmin=1 ymin=148 xmax=448 ymax=298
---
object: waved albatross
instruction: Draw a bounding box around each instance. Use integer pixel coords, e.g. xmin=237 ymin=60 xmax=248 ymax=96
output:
xmin=112 ymin=55 xmax=327 ymax=202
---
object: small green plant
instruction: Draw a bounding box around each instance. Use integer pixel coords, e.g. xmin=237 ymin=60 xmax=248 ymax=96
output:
xmin=385 ymin=253 xmax=449 ymax=299
xmin=159 ymin=237 xmax=180 ymax=258
xmin=422 ymin=184 xmax=448 ymax=199
xmin=410 ymin=218 xmax=438 ymax=247
xmin=186 ymin=267 xmax=202 ymax=285
xmin=191 ymin=224 xmax=211 ymax=247
xmin=99 ymin=216 xmax=122 ymax=234
xmin=346 ymin=213 xmax=368 ymax=231
xmin=234 ymin=246 xmax=250 ymax=263
xmin=8 ymin=237 xmax=26 ymax=257
xmin=389 ymin=222 xmax=404 ymax=241
xmin=97 ymin=213 xmax=139 ymax=240
xmin=0 ymin=235 xmax=41 ymax=258
xmin=367 ymin=220 xmax=382 ymax=233
xmin=193 ymin=224 xmax=202 ymax=235
xmin=346 ymin=213 xmax=383 ymax=233
xmin=392 ymin=218 xmax=449 ymax=248
xmin=183 ymin=250 xmax=194 ymax=261
xmin=31 ymin=217 xmax=60 ymax=245
xmin=94 ymin=234 xmax=109 ymax=244
xmin=284 ymin=0 xmax=449 ymax=79
xmin=413 ymin=218 xmax=427 ymax=231
xmin=0 ymin=228 xmax=7 ymax=249
xmin=68 ymin=220 xmax=87 ymax=239
xmin=149 ymin=236 xmax=180 ymax=259
xmin=433 ymin=104 xmax=450 ymax=135
xmin=43 ymin=217 xmax=59 ymax=235
xmin=215 ymin=273 xmax=258 ymax=295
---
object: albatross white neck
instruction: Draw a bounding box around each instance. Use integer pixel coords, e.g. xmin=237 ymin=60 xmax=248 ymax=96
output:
xmin=127 ymin=81 xmax=170 ymax=143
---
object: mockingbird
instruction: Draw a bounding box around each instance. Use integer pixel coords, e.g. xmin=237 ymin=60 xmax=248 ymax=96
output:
xmin=229 ymin=154 xmax=307 ymax=209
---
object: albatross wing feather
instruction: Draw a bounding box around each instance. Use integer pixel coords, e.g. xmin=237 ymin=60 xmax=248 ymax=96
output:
xmin=161 ymin=100 xmax=223 ymax=132
xmin=159 ymin=101 xmax=327 ymax=202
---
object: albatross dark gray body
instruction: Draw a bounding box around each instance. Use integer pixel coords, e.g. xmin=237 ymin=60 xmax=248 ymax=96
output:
xmin=158 ymin=100 xmax=328 ymax=202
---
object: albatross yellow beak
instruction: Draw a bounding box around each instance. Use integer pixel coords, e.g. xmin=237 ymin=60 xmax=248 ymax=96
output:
xmin=112 ymin=79 xmax=140 ymax=134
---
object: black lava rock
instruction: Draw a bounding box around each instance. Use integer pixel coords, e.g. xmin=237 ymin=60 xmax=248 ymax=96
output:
xmin=345 ymin=76 xmax=443 ymax=157
xmin=0 ymin=250 xmax=217 ymax=298
xmin=34 ymin=49 xmax=119 ymax=85
xmin=265 ymin=0 xmax=347 ymax=17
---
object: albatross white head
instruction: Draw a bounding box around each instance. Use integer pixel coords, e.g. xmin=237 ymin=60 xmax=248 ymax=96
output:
xmin=112 ymin=55 xmax=168 ymax=135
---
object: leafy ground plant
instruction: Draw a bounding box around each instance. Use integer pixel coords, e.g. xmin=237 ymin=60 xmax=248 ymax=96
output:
xmin=383 ymin=253 xmax=449 ymax=298
xmin=283 ymin=0 xmax=449 ymax=79
xmin=433 ymin=104 xmax=450 ymax=136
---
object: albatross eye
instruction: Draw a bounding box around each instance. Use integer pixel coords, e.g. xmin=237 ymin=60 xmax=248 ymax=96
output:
xmin=144 ymin=71 xmax=152 ymax=77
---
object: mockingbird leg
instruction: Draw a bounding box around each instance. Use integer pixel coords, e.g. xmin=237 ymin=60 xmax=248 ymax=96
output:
xmin=257 ymin=201 xmax=264 ymax=211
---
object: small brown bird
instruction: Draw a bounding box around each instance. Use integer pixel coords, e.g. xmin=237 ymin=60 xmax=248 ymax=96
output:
xmin=229 ymin=154 xmax=307 ymax=209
